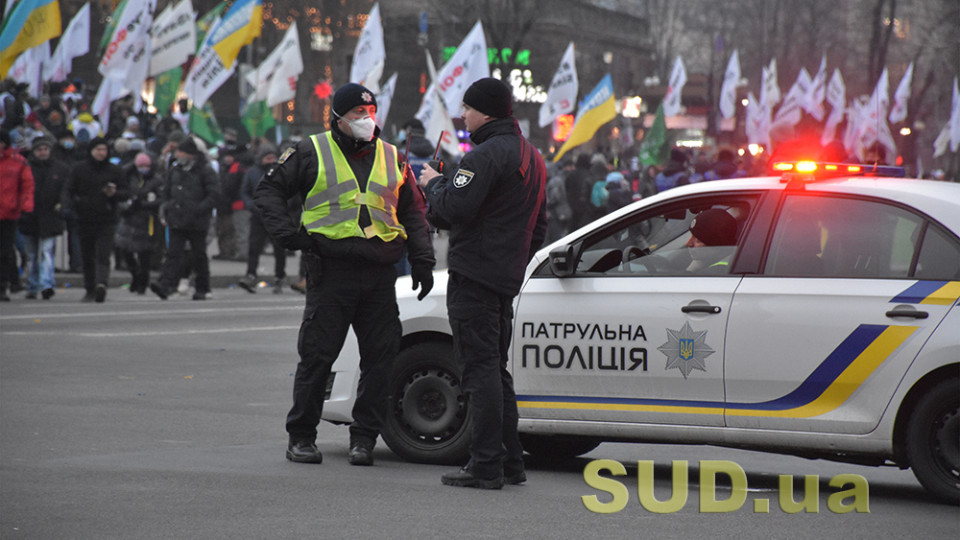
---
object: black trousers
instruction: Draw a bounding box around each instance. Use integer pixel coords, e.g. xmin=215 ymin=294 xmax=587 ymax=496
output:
xmin=447 ymin=272 xmax=524 ymax=480
xmin=0 ymin=219 xmax=17 ymax=291
xmin=286 ymin=255 xmax=400 ymax=445
xmin=159 ymin=228 xmax=210 ymax=293
xmin=124 ymin=250 xmax=153 ymax=292
xmin=245 ymin=214 xmax=286 ymax=280
xmin=78 ymin=221 xmax=116 ymax=293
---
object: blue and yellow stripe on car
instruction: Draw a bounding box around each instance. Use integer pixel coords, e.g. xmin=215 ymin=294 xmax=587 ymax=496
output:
xmin=517 ymin=324 xmax=917 ymax=418
xmin=890 ymin=280 xmax=960 ymax=305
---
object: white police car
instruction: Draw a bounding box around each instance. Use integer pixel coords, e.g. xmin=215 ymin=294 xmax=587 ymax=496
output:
xmin=322 ymin=162 xmax=960 ymax=503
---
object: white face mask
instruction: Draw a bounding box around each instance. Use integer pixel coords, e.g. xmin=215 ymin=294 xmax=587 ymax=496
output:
xmin=345 ymin=116 xmax=376 ymax=141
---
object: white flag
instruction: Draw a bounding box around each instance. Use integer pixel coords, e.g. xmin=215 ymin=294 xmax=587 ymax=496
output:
xmin=762 ymin=58 xmax=781 ymax=107
xmin=538 ymin=42 xmax=578 ymax=127
xmin=821 ymin=68 xmax=846 ymax=146
xmin=245 ymin=23 xmax=298 ymax=103
xmin=374 ymin=72 xmax=397 ymax=129
xmin=266 ymin=23 xmax=303 ymax=107
xmin=888 ymin=62 xmax=914 ymax=124
xmin=745 ymin=91 xmax=770 ymax=148
xmin=771 ymin=67 xmax=810 ymax=130
xmin=7 ymin=43 xmax=49 ymax=98
xmin=149 ymin=0 xmax=196 ymax=77
xmin=349 ymin=3 xmax=385 ymax=92
xmin=98 ymin=0 xmax=155 ymax=81
xmin=45 ymin=3 xmax=90 ymax=82
xmin=804 ymin=55 xmax=827 ymax=121
xmin=435 ymin=20 xmax=490 ymax=118
xmin=950 ymin=76 xmax=960 ymax=153
xmin=933 ymin=123 xmax=950 ymax=158
xmin=662 ymin=56 xmax=687 ymax=117
xmin=718 ymin=50 xmax=740 ymax=120
xmin=184 ymin=16 xmax=235 ymax=108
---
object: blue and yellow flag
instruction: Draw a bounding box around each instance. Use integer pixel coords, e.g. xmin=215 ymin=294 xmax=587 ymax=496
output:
xmin=205 ymin=0 xmax=262 ymax=69
xmin=553 ymin=74 xmax=616 ymax=162
xmin=0 ymin=0 xmax=62 ymax=77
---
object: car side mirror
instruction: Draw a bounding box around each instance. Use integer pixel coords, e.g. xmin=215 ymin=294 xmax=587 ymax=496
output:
xmin=549 ymin=245 xmax=577 ymax=277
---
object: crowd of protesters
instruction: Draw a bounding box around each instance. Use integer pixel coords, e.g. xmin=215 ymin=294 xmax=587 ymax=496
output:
xmin=0 ymin=79 xmax=303 ymax=302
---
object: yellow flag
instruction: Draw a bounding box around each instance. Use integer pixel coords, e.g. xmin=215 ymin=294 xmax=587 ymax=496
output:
xmin=554 ymin=74 xmax=616 ymax=162
xmin=0 ymin=0 xmax=62 ymax=77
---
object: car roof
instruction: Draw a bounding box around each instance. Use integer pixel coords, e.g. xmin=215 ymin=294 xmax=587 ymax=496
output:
xmin=620 ymin=176 xmax=960 ymax=233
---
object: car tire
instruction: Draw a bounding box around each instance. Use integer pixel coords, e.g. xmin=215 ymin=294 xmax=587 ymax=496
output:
xmin=905 ymin=378 xmax=960 ymax=505
xmin=381 ymin=341 xmax=471 ymax=465
xmin=519 ymin=433 xmax=601 ymax=460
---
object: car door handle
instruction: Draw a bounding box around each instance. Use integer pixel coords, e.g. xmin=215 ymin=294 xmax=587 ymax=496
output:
xmin=681 ymin=305 xmax=722 ymax=314
xmin=885 ymin=309 xmax=928 ymax=319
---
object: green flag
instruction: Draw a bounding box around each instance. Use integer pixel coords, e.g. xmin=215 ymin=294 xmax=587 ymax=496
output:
xmin=188 ymin=103 xmax=224 ymax=145
xmin=242 ymin=99 xmax=276 ymax=138
xmin=98 ymin=0 xmax=130 ymax=56
xmin=153 ymin=67 xmax=182 ymax=119
xmin=638 ymin=103 xmax=668 ymax=167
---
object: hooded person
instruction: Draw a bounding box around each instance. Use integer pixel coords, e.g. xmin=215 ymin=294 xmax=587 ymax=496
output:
xmin=655 ymin=148 xmax=690 ymax=193
xmin=62 ymin=137 xmax=127 ymax=302
xmin=1 ymin=128 xmax=35 ymax=300
xmin=252 ymin=82 xmax=435 ymax=466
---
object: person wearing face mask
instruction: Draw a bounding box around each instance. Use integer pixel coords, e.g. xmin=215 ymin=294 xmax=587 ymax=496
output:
xmin=684 ymin=208 xmax=739 ymax=273
xmin=254 ymin=82 xmax=436 ymax=467
xmin=150 ymin=137 xmax=220 ymax=300
xmin=115 ymin=152 xmax=164 ymax=294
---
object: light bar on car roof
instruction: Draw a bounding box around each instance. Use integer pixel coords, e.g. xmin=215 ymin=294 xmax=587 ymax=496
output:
xmin=774 ymin=161 xmax=905 ymax=179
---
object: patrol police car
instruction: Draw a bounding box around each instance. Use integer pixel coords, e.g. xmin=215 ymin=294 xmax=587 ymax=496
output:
xmin=322 ymin=162 xmax=960 ymax=503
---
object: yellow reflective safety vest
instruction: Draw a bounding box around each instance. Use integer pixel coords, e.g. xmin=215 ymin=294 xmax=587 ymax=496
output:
xmin=300 ymin=132 xmax=407 ymax=242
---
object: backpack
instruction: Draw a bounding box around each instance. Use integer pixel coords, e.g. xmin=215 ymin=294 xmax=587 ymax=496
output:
xmin=590 ymin=180 xmax=609 ymax=208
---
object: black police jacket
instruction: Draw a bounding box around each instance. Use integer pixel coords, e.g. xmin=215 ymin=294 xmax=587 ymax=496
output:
xmin=424 ymin=117 xmax=547 ymax=297
xmin=253 ymin=125 xmax=435 ymax=269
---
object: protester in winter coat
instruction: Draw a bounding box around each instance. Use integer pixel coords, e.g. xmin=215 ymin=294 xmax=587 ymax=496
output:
xmin=115 ymin=153 xmax=163 ymax=294
xmin=62 ymin=136 xmax=127 ymax=302
xmin=605 ymin=171 xmax=634 ymax=213
xmin=150 ymin=137 xmax=220 ymax=300
xmin=655 ymin=148 xmax=690 ymax=193
xmin=0 ymin=128 xmax=34 ymax=301
xmin=19 ymin=137 xmax=68 ymax=299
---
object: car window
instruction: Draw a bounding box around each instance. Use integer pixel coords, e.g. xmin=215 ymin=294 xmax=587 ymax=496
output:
xmin=765 ymin=194 xmax=960 ymax=279
xmin=573 ymin=197 xmax=754 ymax=276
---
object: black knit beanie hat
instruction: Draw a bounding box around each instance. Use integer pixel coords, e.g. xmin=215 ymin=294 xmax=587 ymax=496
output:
xmin=462 ymin=77 xmax=513 ymax=118
xmin=689 ymin=209 xmax=738 ymax=246
xmin=332 ymin=83 xmax=377 ymax=117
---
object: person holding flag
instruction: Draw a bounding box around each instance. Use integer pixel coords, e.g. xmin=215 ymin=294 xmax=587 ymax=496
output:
xmin=418 ymin=77 xmax=547 ymax=489
xmin=253 ymin=83 xmax=435 ymax=467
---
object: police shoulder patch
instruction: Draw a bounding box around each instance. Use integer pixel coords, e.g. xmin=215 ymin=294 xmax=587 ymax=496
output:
xmin=453 ymin=169 xmax=475 ymax=188
xmin=278 ymin=147 xmax=296 ymax=164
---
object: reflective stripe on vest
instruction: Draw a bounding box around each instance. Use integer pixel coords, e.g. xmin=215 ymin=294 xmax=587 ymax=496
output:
xmin=300 ymin=132 xmax=406 ymax=241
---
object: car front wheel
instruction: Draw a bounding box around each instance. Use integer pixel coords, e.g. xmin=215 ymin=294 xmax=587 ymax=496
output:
xmin=906 ymin=378 xmax=960 ymax=505
xmin=381 ymin=341 xmax=471 ymax=465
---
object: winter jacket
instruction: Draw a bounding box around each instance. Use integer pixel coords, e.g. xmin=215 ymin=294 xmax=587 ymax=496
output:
xmin=424 ymin=117 xmax=547 ymax=297
xmin=64 ymin=152 xmax=127 ymax=224
xmin=254 ymin=125 xmax=435 ymax=269
xmin=159 ymin=156 xmax=220 ymax=231
xmin=0 ymin=146 xmax=33 ymax=220
xmin=115 ymin=164 xmax=163 ymax=252
xmin=18 ymin=155 xmax=68 ymax=237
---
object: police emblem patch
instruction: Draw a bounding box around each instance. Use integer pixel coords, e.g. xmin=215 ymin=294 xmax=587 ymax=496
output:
xmin=453 ymin=169 xmax=475 ymax=188
xmin=278 ymin=147 xmax=296 ymax=164
xmin=657 ymin=321 xmax=715 ymax=379
xmin=361 ymin=91 xmax=373 ymax=103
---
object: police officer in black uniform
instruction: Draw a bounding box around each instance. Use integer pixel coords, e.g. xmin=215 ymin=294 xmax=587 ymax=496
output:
xmin=419 ymin=77 xmax=547 ymax=489
xmin=254 ymin=83 xmax=436 ymax=466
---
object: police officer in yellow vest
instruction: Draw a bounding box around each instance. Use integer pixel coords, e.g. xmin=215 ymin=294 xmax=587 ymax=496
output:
xmin=254 ymin=83 xmax=436 ymax=466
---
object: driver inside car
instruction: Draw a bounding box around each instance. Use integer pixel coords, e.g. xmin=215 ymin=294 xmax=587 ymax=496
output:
xmin=685 ymin=208 xmax=739 ymax=273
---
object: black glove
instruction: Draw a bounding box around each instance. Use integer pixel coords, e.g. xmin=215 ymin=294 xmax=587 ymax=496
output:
xmin=283 ymin=230 xmax=314 ymax=252
xmin=410 ymin=265 xmax=434 ymax=301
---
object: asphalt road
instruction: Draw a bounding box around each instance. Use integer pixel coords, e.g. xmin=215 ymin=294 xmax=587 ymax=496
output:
xmin=1 ymin=288 xmax=957 ymax=539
